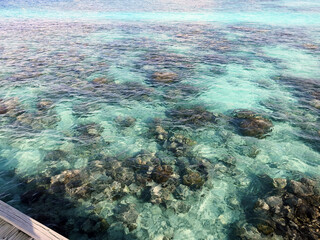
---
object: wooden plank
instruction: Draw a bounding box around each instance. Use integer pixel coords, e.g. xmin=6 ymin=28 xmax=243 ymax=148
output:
xmin=0 ymin=200 xmax=68 ymax=240
xmin=0 ymin=218 xmax=33 ymax=240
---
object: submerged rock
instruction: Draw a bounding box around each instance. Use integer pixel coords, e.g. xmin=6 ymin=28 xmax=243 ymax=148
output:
xmin=88 ymin=160 xmax=106 ymax=173
xmin=241 ymin=177 xmax=320 ymax=240
xmin=37 ymin=100 xmax=54 ymax=111
xmin=50 ymin=169 xmax=80 ymax=184
xmin=33 ymin=114 xmax=60 ymax=130
xmin=151 ymin=71 xmax=179 ymax=84
xmin=0 ymin=97 xmax=24 ymax=117
xmin=166 ymin=106 xmax=216 ymax=127
xmin=166 ymin=134 xmax=196 ymax=157
xmin=76 ymin=123 xmax=103 ymax=138
xmin=149 ymin=119 xmax=169 ymax=143
xmin=265 ymin=196 xmax=283 ymax=213
xmin=254 ymin=199 xmax=270 ymax=211
xmin=115 ymin=116 xmax=136 ymax=128
xmin=272 ymin=178 xmax=287 ymax=189
xmin=113 ymin=204 xmax=139 ymax=231
xmin=256 ymin=223 xmax=274 ymax=235
xmin=16 ymin=113 xmax=33 ymax=125
xmin=50 ymin=170 xmax=92 ymax=198
xmin=287 ymin=179 xmax=314 ymax=197
xmin=14 ymin=109 xmax=59 ymax=130
xmin=128 ymin=150 xmax=160 ymax=168
xmin=303 ymin=44 xmax=318 ymax=50
xmin=139 ymin=170 xmax=178 ymax=204
xmin=149 ymin=185 xmax=173 ymax=204
xmin=151 ymin=165 xmax=174 ymax=183
xmin=110 ymin=166 xmax=135 ymax=185
xmin=310 ymin=99 xmax=320 ymax=109
xmin=80 ymin=214 xmax=109 ymax=235
xmin=154 ymin=125 xmax=168 ymax=142
xmin=92 ymin=77 xmax=112 ymax=85
xmin=0 ymin=100 xmax=8 ymax=114
xmin=232 ymin=110 xmax=273 ymax=138
xmin=103 ymin=181 xmax=127 ymax=201
xmin=182 ymin=169 xmax=205 ymax=189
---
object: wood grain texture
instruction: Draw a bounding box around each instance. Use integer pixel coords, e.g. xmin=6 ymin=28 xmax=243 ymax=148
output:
xmin=0 ymin=218 xmax=33 ymax=240
xmin=0 ymin=200 xmax=68 ymax=240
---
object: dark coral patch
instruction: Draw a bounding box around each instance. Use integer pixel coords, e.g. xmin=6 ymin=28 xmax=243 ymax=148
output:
xmin=232 ymin=110 xmax=273 ymax=138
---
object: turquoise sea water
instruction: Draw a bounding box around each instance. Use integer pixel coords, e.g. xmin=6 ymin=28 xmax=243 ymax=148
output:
xmin=0 ymin=0 xmax=320 ymax=239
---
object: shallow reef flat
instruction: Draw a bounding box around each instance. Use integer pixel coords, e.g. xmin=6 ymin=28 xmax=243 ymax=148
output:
xmin=0 ymin=5 xmax=320 ymax=240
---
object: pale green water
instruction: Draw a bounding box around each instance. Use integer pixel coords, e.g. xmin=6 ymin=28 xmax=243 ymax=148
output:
xmin=0 ymin=1 xmax=320 ymax=239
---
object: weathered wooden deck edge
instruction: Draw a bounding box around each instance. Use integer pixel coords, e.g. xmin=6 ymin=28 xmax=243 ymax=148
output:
xmin=0 ymin=200 xmax=68 ymax=240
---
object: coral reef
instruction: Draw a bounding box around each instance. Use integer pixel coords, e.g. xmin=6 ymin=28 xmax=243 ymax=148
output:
xmin=232 ymin=110 xmax=273 ymax=138
xmin=237 ymin=177 xmax=320 ymax=240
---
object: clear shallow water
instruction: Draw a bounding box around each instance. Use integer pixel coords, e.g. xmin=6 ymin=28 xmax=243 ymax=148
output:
xmin=0 ymin=1 xmax=320 ymax=239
